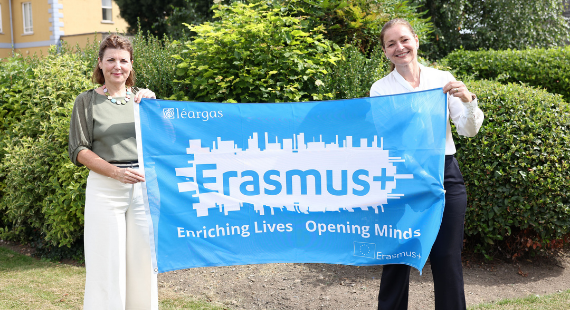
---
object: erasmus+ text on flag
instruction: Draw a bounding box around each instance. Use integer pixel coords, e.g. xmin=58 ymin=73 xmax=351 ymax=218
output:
xmin=134 ymin=88 xmax=448 ymax=274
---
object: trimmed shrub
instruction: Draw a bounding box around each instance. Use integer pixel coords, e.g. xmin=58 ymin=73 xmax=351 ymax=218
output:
xmin=442 ymin=47 xmax=570 ymax=101
xmin=131 ymin=31 xmax=186 ymax=99
xmin=0 ymin=55 xmax=42 ymax=237
xmin=0 ymin=56 xmax=36 ymax=159
xmin=172 ymin=1 xmax=342 ymax=103
xmin=322 ymin=44 xmax=389 ymax=99
xmin=0 ymin=51 xmax=92 ymax=260
xmin=458 ymin=79 xmax=570 ymax=258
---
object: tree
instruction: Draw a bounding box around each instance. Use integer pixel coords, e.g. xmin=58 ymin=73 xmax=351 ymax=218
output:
xmin=412 ymin=0 xmax=570 ymax=59
xmin=152 ymin=0 xmax=214 ymax=38
xmin=273 ymin=0 xmax=433 ymax=55
xmin=115 ymin=0 xmax=213 ymax=37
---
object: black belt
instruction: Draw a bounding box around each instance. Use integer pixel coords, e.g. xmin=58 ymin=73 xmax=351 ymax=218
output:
xmin=111 ymin=162 xmax=139 ymax=168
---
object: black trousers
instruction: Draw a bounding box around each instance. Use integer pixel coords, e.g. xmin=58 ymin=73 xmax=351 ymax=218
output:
xmin=378 ymin=155 xmax=467 ymax=310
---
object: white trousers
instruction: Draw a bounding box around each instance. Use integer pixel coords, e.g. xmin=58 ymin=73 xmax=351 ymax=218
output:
xmin=84 ymin=171 xmax=158 ymax=310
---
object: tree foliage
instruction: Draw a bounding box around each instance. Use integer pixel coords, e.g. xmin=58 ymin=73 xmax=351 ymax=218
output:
xmin=412 ymin=0 xmax=570 ymax=59
xmin=152 ymin=0 xmax=214 ymax=38
xmin=115 ymin=0 xmax=213 ymax=37
xmin=271 ymin=0 xmax=432 ymax=55
xmin=172 ymin=0 xmax=342 ymax=103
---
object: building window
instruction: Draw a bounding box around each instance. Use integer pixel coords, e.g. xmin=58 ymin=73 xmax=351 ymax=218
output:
xmin=0 ymin=4 xmax=3 ymax=33
xmin=22 ymin=2 xmax=33 ymax=34
xmin=102 ymin=0 xmax=113 ymax=21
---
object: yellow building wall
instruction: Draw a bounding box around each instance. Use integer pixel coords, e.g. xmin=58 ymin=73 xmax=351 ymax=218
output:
xmin=0 ymin=0 xmax=11 ymax=44
xmin=12 ymin=0 xmax=51 ymax=43
xmin=60 ymin=32 xmax=104 ymax=51
xmin=0 ymin=1 xmax=8 ymax=59
xmin=59 ymin=0 xmax=129 ymax=51
xmin=0 ymin=0 xmax=15 ymax=57
xmin=14 ymin=45 xmax=48 ymax=56
xmin=61 ymin=0 xmax=128 ymax=35
xmin=0 ymin=0 xmax=129 ymax=58
xmin=9 ymin=0 xmax=54 ymax=56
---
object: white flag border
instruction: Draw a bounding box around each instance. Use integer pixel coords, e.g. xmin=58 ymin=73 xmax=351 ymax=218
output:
xmin=134 ymin=99 xmax=159 ymax=274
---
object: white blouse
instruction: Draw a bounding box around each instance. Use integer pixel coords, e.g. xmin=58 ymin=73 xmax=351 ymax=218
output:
xmin=370 ymin=64 xmax=484 ymax=155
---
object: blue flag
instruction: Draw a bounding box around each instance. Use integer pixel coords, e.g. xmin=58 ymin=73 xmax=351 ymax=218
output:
xmin=134 ymin=88 xmax=447 ymax=273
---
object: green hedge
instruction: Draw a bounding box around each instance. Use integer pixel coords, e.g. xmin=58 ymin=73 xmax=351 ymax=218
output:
xmin=0 ymin=51 xmax=93 ymax=260
xmin=458 ymin=79 xmax=570 ymax=257
xmin=0 ymin=57 xmax=35 ymax=159
xmin=131 ymin=31 xmax=185 ymax=99
xmin=0 ymin=55 xmax=42 ymax=233
xmin=322 ymin=44 xmax=389 ymax=99
xmin=442 ymin=47 xmax=570 ymax=101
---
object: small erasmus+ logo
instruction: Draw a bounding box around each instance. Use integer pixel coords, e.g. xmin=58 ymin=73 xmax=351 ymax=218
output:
xmin=163 ymin=108 xmax=175 ymax=119
xmin=354 ymin=242 xmax=376 ymax=258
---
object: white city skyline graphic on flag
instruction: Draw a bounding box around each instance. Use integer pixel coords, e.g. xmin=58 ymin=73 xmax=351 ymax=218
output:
xmin=174 ymin=132 xmax=414 ymax=217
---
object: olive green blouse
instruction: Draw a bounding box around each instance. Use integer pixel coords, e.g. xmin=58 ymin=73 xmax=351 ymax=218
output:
xmin=68 ymin=88 xmax=140 ymax=166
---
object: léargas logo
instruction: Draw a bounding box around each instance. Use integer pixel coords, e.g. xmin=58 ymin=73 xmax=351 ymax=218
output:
xmin=163 ymin=108 xmax=175 ymax=119
xmin=163 ymin=108 xmax=223 ymax=121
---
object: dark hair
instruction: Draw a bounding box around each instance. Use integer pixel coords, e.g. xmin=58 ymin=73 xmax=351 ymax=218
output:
xmin=92 ymin=34 xmax=135 ymax=86
xmin=379 ymin=19 xmax=417 ymax=72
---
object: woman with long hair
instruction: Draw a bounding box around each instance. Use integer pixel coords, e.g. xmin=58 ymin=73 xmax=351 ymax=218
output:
xmin=370 ymin=19 xmax=484 ymax=310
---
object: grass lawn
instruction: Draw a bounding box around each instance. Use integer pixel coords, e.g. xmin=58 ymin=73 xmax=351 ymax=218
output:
xmin=2 ymin=246 xmax=570 ymax=309
xmin=469 ymin=290 xmax=570 ymax=310
xmin=0 ymin=247 xmax=224 ymax=309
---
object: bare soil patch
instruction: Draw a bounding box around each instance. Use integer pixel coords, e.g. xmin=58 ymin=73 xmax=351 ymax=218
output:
xmin=3 ymin=239 xmax=569 ymax=309
xmin=158 ymin=251 xmax=570 ymax=309
xmin=0 ymin=239 xmax=36 ymax=258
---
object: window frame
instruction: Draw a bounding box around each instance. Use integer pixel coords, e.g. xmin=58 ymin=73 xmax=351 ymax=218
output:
xmin=0 ymin=4 xmax=3 ymax=33
xmin=22 ymin=2 xmax=33 ymax=34
xmin=102 ymin=0 xmax=113 ymax=22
